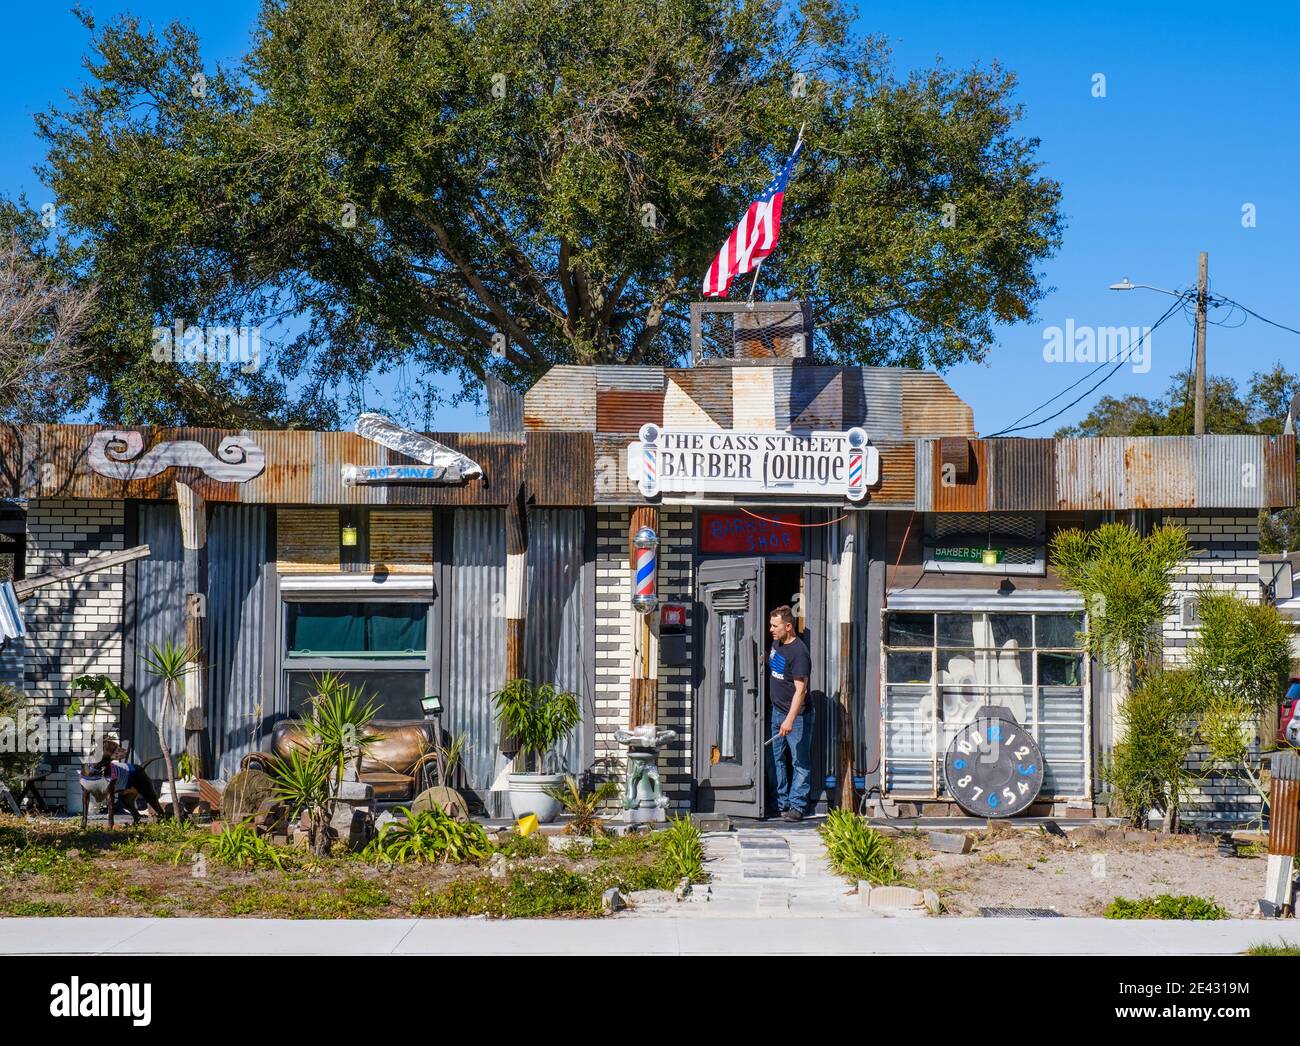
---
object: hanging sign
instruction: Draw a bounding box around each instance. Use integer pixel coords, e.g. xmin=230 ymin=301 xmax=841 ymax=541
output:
xmin=700 ymin=511 xmax=803 ymax=554
xmin=628 ymin=424 xmax=877 ymax=501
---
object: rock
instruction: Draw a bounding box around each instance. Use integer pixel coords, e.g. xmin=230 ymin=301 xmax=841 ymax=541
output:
xmin=374 ymin=810 xmax=398 ymax=833
xmin=1074 ymin=827 xmax=1108 ymax=842
xmin=923 ymin=889 xmax=941 ymax=915
xmin=927 ymin=831 xmax=973 ymax=854
xmin=1258 ymin=899 xmax=1282 ymax=918
xmin=489 ymin=852 xmax=507 ymax=879
xmin=602 ymin=887 xmax=625 ymax=913
xmin=222 ymin=771 xmax=277 ymax=825
xmin=1041 ymin=820 xmax=1066 ymax=838
xmin=66 ymin=849 xmax=80 ymax=859
xmin=1123 ymin=830 xmax=1158 ymax=843
xmin=674 ymin=877 xmax=692 ymax=901
xmin=335 ymin=781 xmax=373 ymax=802
xmin=865 ymin=885 xmax=927 ymax=911
xmin=410 ymin=786 xmax=469 ymax=821
xmin=627 ymin=889 xmax=674 ymax=910
xmin=549 ymin=833 xmax=594 ymax=852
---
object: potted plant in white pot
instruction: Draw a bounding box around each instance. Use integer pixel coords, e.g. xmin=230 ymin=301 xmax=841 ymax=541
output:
xmin=493 ymin=679 xmax=580 ymax=823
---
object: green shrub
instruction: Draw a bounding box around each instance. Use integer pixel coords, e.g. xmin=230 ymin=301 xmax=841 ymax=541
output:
xmin=183 ymin=823 xmax=291 ymax=870
xmin=656 ymin=814 xmax=705 ymax=882
xmin=1246 ymin=938 xmax=1300 ymax=955
xmin=1104 ymin=894 xmax=1227 ymax=920
xmin=494 ymin=830 xmax=549 ymax=859
xmin=1105 ymin=669 xmax=1202 ymax=827
xmin=362 ymin=807 xmax=491 ymax=865
xmin=819 ymin=809 xmax=899 ymax=885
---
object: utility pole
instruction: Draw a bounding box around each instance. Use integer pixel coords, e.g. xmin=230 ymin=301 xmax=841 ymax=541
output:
xmin=1194 ymin=251 xmax=1208 ymax=435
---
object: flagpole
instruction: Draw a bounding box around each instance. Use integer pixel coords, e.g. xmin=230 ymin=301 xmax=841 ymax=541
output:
xmin=746 ymin=124 xmax=804 ymax=307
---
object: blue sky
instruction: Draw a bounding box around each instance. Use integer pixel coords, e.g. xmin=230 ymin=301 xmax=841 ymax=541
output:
xmin=3 ymin=1 xmax=1297 ymax=434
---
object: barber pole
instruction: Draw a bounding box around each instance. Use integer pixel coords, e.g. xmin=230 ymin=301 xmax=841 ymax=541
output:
xmin=629 ymin=513 xmax=660 ymax=728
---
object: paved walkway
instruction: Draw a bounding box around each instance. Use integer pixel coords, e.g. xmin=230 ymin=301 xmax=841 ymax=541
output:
xmin=3 ymin=917 xmax=1297 ymax=955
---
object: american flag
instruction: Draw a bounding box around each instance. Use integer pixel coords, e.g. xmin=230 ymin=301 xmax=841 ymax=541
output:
xmin=702 ymin=136 xmax=803 ymax=298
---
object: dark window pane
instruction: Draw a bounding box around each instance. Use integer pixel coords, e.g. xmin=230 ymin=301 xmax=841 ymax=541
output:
xmin=287 ymin=671 xmax=428 ymax=721
xmin=1036 ymin=614 xmax=1084 ymax=649
xmin=988 ymin=614 xmax=1032 ymax=648
xmin=287 ymin=602 xmax=427 ymax=656
xmin=887 ymin=613 xmax=934 ymax=647
xmin=1038 ymin=651 xmax=1082 ymax=686
xmin=937 ymin=613 xmax=976 ymax=647
xmin=887 ymin=651 xmax=933 ymax=684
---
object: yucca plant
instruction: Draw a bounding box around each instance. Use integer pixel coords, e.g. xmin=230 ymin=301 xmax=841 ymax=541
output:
xmin=657 ymin=814 xmax=706 ymax=882
xmin=140 ymin=640 xmax=199 ymax=825
xmin=304 ymin=673 xmax=381 ymax=793
xmin=544 ymin=776 xmax=620 ymax=836
xmin=267 ymin=746 xmax=332 ymax=855
xmin=819 ymin=809 xmax=899 ymax=885
xmin=362 ymin=806 xmax=491 ymax=865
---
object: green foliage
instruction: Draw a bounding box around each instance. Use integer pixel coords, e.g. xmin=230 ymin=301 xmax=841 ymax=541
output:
xmin=67 ymin=674 xmax=130 ymax=720
xmin=362 ymin=807 xmax=491 ymax=865
xmin=175 ymin=751 xmax=197 ymax=781
xmin=1104 ymin=894 xmax=1228 ymax=920
xmin=0 ymin=685 xmax=39 ymax=788
xmin=543 ymin=775 xmax=620 ymax=837
xmin=1246 ymin=939 xmax=1300 ymax=955
xmin=1049 ymin=523 xmax=1190 ymax=674
xmin=267 ymin=746 xmax=332 ymax=852
xmin=1104 ymin=669 xmax=1202 ymax=827
xmin=1190 ymin=589 xmax=1293 ymax=718
xmin=656 ymin=815 xmax=705 ymax=882
xmin=492 ymin=679 xmax=581 ymax=772
xmin=181 ymin=823 xmax=290 ymax=870
xmin=818 ymin=809 xmax=900 ymax=885
xmin=302 ymin=672 xmax=381 ymax=791
xmin=494 ymin=831 xmax=549 ymax=859
xmin=18 ymin=0 xmax=1062 ymax=426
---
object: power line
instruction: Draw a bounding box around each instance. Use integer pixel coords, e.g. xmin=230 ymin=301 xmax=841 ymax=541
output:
xmin=1215 ymin=294 xmax=1300 ymax=338
xmin=987 ymin=297 xmax=1187 ymax=437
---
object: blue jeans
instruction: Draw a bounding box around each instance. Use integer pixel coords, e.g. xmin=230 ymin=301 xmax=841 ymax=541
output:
xmin=769 ymin=705 xmax=813 ymax=813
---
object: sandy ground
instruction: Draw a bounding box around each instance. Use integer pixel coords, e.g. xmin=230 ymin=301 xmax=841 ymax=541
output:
xmin=892 ymin=822 xmax=1270 ymax=918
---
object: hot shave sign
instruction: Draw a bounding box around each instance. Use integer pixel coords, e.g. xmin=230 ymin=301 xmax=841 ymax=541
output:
xmin=627 ymin=423 xmax=878 ymax=500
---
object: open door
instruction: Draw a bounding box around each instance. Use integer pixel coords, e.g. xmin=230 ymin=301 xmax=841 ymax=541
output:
xmin=694 ymin=557 xmax=764 ymax=816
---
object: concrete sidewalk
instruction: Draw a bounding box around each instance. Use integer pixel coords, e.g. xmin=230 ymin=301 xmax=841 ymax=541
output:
xmin=3 ymin=917 xmax=1298 ymax=955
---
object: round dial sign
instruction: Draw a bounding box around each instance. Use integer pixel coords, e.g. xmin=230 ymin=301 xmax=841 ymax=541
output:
xmin=943 ymin=706 xmax=1044 ymax=818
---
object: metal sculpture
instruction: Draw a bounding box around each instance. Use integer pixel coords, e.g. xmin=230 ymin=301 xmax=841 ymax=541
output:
xmin=88 ymin=431 xmax=265 ymax=483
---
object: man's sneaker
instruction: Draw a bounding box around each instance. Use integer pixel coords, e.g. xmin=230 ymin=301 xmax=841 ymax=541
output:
xmin=781 ymin=808 xmax=803 ymax=822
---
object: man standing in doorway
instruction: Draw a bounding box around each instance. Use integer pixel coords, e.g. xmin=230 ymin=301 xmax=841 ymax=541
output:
xmin=768 ymin=605 xmax=812 ymax=820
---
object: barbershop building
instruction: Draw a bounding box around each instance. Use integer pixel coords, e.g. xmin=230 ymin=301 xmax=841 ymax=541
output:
xmin=1 ymin=303 xmax=1293 ymax=823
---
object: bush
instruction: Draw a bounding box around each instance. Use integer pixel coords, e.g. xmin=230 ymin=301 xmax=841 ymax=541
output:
xmin=1104 ymin=894 xmax=1227 ymax=920
xmin=1105 ymin=669 xmax=1202 ymax=827
xmin=656 ymin=814 xmax=705 ymax=882
xmin=362 ymin=807 xmax=491 ymax=865
xmin=180 ymin=823 xmax=291 ymax=870
xmin=818 ymin=809 xmax=899 ymax=885
xmin=0 ymin=685 xmax=39 ymax=790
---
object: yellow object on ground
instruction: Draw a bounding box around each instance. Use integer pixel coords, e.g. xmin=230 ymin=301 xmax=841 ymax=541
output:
xmin=517 ymin=814 xmax=539 ymax=836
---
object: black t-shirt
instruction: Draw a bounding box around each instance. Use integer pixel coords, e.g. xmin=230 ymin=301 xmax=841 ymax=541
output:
xmin=768 ymin=636 xmax=811 ymax=715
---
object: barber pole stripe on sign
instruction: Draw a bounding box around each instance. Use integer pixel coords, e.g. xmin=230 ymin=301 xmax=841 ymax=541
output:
xmin=636 ymin=547 xmax=656 ymax=599
xmin=847 ymin=451 xmax=865 ymax=500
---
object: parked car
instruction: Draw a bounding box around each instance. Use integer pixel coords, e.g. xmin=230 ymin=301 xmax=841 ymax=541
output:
xmin=1279 ymin=678 xmax=1300 ymax=746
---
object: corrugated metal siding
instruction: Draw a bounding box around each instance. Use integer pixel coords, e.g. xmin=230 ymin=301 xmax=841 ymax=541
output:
xmin=730 ymin=368 xmax=774 ymax=430
xmin=524 ymin=510 xmax=587 ymax=776
xmin=207 ymin=506 xmax=268 ymax=778
xmin=930 ymin=439 xmax=989 ymax=513
xmin=524 ymin=367 xmax=596 ymax=430
xmin=790 ymin=367 xmax=842 ymax=431
xmin=1266 ymin=435 xmax=1296 ymax=508
xmin=593 ymin=365 xmax=666 ymax=392
xmin=596 ymin=390 xmax=665 ymax=434
xmin=667 ymin=370 xmax=732 ymax=429
xmin=276 ymin=509 xmax=341 ymax=572
xmin=486 ymin=375 xmax=524 ymax=432
xmin=593 ymin=435 xmax=637 ymax=503
xmin=872 ymin=441 xmax=915 ymax=507
xmin=1124 ymin=437 xmax=1194 ymax=509
xmin=854 ymin=369 xmax=905 ymax=439
xmin=989 ymin=440 xmax=1057 ymax=512
xmin=1195 ymin=435 xmax=1266 ymax=508
xmin=132 ymin=504 xmax=186 ymax=767
xmin=369 ymin=510 xmax=434 ymax=574
xmin=900 ymin=372 xmax=974 ymax=436
xmin=448 ymin=509 xmax=507 ymax=814
xmin=527 ymin=431 xmax=595 ymax=506
xmin=770 ymin=365 xmax=793 ymax=431
xmin=1055 ymin=438 xmax=1124 ymax=510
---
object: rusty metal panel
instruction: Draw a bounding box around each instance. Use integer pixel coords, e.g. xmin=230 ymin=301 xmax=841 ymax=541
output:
xmin=596 ymin=389 xmax=665 ymax=434
xmin=730 ymin=367 xmax=773 ymax=430
xmin=870 ymin=440 xmax=916 ymax=506
xmin=486 ymin=374 xmax=524 ymax=432
xmin=1195 ymin=434 xmax=1267 ymax=508
xmin=1265 ymin=435 xmax=1297 ymax=508
xmin=1122 ymin=437 xmax=1194 ymax=510
xmin=930 ymin=438 xmax=988 ymax=512
xmin=790 ymin=367 xmax=842 ymax=431
xmin=369 ymin=510 xmax=434 ymax=573
xmin=593 ymin=365 xmax=665 ymax=392
xmin=731 ymin=306 xmax=809 ymax=359
xmin=988 ymin=439 xmax=1056 ymax=512
xmin=524 ymin=366 xmax=596 ymax=430
xmin=666 ymin=369 xmax=732 ymax=429
xmin=277 ymin=508 xmax=341 ymax=572
xmin=940 ymin=437 xmax=972 ymax=480
xmin=900 ymin=372 xmax=975 ymax=436
xmin=854 ymin=369 xmax=904 ymax=439
xmin=382 ymin=433 xmax=523 ymax=507
xmin=593 ymin=434 xmax=638 ymax=503
xmin=1054 ymin=437 xmax=1124 ymax=510
xmin=770 ymin=365 xmax=793 ymax=430
xmin=526 ymin=431 xmax=594 ymax=505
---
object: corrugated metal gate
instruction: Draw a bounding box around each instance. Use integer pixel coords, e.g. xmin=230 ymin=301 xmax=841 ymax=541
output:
xmin=131 ymin=505 xmax=186 ymax=767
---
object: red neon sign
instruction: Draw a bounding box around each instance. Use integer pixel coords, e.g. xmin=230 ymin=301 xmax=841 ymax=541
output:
xmin=699 ymin=512 xmax=802 ymax=554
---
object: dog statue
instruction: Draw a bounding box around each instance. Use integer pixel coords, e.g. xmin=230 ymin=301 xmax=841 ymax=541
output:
xmin=78 ymin=739 xmax=165 ymax=829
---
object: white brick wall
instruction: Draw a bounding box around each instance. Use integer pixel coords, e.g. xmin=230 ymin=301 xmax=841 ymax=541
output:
xmin=22 ymin=499 xmax=127 ymax=801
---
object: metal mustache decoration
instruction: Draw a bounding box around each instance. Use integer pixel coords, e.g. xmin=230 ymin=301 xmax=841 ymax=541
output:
xmin=88 ymin=431 xmax=266 ymax=483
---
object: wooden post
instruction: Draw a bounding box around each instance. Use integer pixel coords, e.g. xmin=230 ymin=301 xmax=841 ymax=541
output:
xmin=629 ymin=506 xmax=658 ymax=727
xmin=499 ymin=483 xmax=529 ymax=762
xmin=837 ymin=529 xmax=856 ymax=812
xmin=175 ymin=482 xmax=207 ymax=777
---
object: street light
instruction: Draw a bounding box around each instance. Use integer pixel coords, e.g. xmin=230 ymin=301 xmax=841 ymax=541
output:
xmin=1108 ymin=253 xmax=1210 ymax=434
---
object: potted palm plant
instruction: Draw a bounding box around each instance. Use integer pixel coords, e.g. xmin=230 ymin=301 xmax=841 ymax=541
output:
xmin=493 ymin=679 xmax=580 ymax=823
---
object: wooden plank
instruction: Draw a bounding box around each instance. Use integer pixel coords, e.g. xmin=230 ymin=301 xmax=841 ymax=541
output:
xmin=14 ymin=544 xmax=152 ymax=601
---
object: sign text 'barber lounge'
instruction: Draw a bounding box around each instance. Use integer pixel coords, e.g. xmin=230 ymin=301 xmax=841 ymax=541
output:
xmin=628 ymin=423 xmax=879 ymax=501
